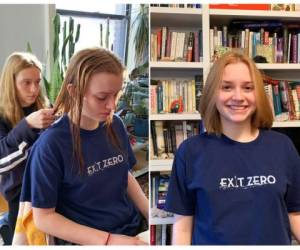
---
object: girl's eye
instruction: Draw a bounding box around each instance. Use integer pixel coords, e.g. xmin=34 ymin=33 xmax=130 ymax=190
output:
xmin=97 ymin=96 xmax=106 ymax=101
xmin=221 ymin=85 xmax=232 ymax=91
xmin=244 ymin=85 xmax=254 ymax=91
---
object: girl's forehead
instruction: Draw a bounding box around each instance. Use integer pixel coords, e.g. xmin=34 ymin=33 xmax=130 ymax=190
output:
xmin=88 ymin=72 xmax=123 ymax=92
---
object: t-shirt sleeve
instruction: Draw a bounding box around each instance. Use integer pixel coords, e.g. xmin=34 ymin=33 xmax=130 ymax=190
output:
xmin=29 ymin=137 xmax=63 ymax=208
xmin=285 ymin=138 xmax=300 ymax=213
xmin=164 ymin=142 xmax=195 ymax=215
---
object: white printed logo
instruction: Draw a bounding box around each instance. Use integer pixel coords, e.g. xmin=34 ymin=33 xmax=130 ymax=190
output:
xmin=87 ymin=154 xmax=124 ymax=176
xmin=219 ymin=175 xmax=276 ymax=190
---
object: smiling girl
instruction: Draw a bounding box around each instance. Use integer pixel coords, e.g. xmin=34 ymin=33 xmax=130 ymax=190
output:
xmin=165 ymin=51 xmax=300 ymax=245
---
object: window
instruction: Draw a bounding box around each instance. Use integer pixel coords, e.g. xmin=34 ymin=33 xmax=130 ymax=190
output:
xmin=55 ymin=3 xmax=129 ymax=64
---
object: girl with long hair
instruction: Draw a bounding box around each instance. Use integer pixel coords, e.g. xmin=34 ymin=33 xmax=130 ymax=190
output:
xmin=0 ymin=52 xmax=54 ymax=244
xmin=21 ymin=48 xmax=148 ymax=245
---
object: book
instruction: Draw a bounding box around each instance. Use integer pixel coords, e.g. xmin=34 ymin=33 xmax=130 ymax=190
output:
xmin=209 ymin=4 xmax=270 ymax=10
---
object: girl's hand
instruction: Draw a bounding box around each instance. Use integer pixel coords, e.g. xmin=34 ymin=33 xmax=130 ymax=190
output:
xmin=25 ymin=108 xmax=55 ymax=129
xmin=107 ymin=234 xmax=148 ymax=245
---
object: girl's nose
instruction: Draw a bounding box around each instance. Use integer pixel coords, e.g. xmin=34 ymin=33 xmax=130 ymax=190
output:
xmin=106 ymin=95 xmax=116 ymax=110
xmin=232 ymin=88 xmax=243 ymax=100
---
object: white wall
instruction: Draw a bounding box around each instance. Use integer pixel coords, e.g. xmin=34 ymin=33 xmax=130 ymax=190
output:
xmin=0 ymin=4 xmax=54 ymax=69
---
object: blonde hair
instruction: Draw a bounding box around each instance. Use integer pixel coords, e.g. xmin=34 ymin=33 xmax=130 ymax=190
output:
xmin=54 ymin=47 xmax=124 ymax=172
xmin=0 ymin=52 xmax=48 ymax=127
xmin=200 ymin=50 xmax=273 ymax=135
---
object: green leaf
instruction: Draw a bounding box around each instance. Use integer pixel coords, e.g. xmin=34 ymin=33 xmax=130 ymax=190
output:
xmin=26 ymin=42 xmax=32 ymax=53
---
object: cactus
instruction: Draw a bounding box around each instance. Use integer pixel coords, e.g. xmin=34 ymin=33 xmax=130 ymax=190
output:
xmin=25 ymin=13 xmax=81 ymax=104
xmin=26 ymin=42 xmax=32 ymax=53
xmin=49 ymin=14 xmax=81 ymax=103
xmin=132 ymin=4 xmax=149 ymax=65
xmin=100 ymin=23 xmax=103 ymax=47
xmin=105 ymin=18 xmax=110 ymax=49
xmin=53 ymin=14 xmax=60 ymax=64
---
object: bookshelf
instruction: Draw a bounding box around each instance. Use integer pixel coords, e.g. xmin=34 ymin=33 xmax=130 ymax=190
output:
xmin=150 ymin=61 xmax=204 ymax=69
xmin=150 ymin=113 xmax=200 ymax=120
xmin=150 ymin=4 xmax=300 ymax=245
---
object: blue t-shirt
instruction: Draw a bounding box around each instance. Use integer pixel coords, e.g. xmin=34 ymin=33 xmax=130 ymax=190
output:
xmin=165 ymin=129 xmax=300 ymax=245
xmin=21 ymin=114 xmax=141 ymax=236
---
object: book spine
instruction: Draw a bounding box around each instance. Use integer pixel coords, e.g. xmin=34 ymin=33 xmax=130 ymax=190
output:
xmin=150 ymin=225 xmax=156 ymax=245
xmin=187 ymin=32 xmax=194 ymax=62
xmin=194 ymin=31 xmax=199 ymax=62
xmin=209 ymin=4 xmax=270 ymax=10
xmin=150 ymin=121 xmax=158 ymax=156
xmin=222 ymin=25 xmax=228 ymax=47
xmin=165 ymin=29 xmax=172 ymax=58
xmin=291 ymin=34 xmax=298 ymax=63
xmin=283 ymin=27 xmax=288 ymax=63
xmin=272 ymin=84 xmax=282 ymax=115
xmin=157 ymin=29 xmax=162 ymax=60
xmin=161 ymin=26 xmax=167 ymax=59
xmin=277 ymin=37 xmax=283 ymax=63
xmin=199 ymin=29 xmax=203 ymax=61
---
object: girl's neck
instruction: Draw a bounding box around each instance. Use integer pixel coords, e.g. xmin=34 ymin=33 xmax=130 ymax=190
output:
xmin=222 ymin=123 xmax=259 ymax=143
xmin=68 ymin=113 xmax=99 ymax=131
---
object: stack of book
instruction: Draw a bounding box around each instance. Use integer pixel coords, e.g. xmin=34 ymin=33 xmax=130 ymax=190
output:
xmin=264 ymin=76 xmax=300 ymax=121
xmin=151 ymin=27 xmax=203 ymax=62
xmin=150 ymin=120 xmax=200 ymax=159
xmin=209 ymin=22 xmax=300 ymax=63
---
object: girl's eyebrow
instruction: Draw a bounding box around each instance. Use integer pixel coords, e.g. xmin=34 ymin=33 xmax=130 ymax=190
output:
xmin=22 ymin=78 xmax=41 ymax=81
xmin=221 ymin=80 xmax=253 ymax=84
xmin=96 ymin=90 xmax=120 ymax=95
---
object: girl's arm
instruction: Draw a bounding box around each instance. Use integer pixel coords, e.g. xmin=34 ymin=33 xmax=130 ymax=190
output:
xmin=172 ymin=214 xmax=193 ymax=245
xmin=0 ymin=109 xmax=54 ymax=174
xmin=127 ymin=171 xmax=149 ymax=221
xmin=33 ymin=207 xmax=146 ymax=245
xmin=289 ymin=212 xmax=300 ymax=243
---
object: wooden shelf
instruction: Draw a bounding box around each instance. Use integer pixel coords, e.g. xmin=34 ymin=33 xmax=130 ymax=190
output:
xmin=273 ymin=121 xmax=300 ymax=128
xmin=210 ymin=9 xmax=300 ymax=20
xmin=256 ymin=64 xmax=300 ymax=70
xmin=133 ymin=167 xmax=148 ymax=178
xmin=151 ymin=216 xmax=174 ymax=225
xmin=151 ymin=7 xmax=202 ymax=15
xmin=150 ymin=113 xmax=201 ymax=120
xmin=150 ymin=159 xmax=173 ymax=172
xmin=150 ymin=61 xmax=204 ymax=69
xmin=151 ymin=7 xmax=202 ymax=27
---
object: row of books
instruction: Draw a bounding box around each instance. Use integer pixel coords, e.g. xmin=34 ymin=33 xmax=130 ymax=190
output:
xmin=209 ymin=4 xmax=300 ymax=11
xmin=150 ymin=4 xmax=300 ymax=11
xmin=151 ymin=76 xmax=203 ymax=114
xmin=150 ymin=4 xmax=201 ymax=9
xmin=150 ymin=224 xmax=172 ymax=245
xmin=210 ymin=26 xmax=300 ymax=64
xmin=151 ymin=28 xmax=203 ymax=62
xmin=264 ymin=77 xmax=300 ymax=121
xmin=150 ymin=120 xmax=200 ymax=159
xmin=151 ymin=174 xmax=169 ymax=209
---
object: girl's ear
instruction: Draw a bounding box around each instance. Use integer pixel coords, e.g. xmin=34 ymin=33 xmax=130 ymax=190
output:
xmin=66 ymin=83 xmax=75 ymax=97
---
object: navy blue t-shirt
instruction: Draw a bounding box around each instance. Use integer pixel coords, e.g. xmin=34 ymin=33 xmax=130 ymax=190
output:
xmin=21 ymin=114 xmax=141 ymax=236
xmin=165 ymin=130 xmax=300 ymax=245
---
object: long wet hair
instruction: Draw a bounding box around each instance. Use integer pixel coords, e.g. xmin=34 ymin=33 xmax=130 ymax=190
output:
xmin=200 ymin=50 xmax=273 ymax=135
xmin=0 ymin=52 xmax=48 ymax=127
xmin=54 ymin=47 xmax=124 ymax=172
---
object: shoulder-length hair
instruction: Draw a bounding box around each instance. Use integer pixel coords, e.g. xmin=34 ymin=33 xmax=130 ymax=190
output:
xmin=0 ymin=52 xmax=48 ymax=127
xmin=200 ymin=50 xmax=273 ymax=135
xmin=54 ymin=47 xmax=124 ymax=172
